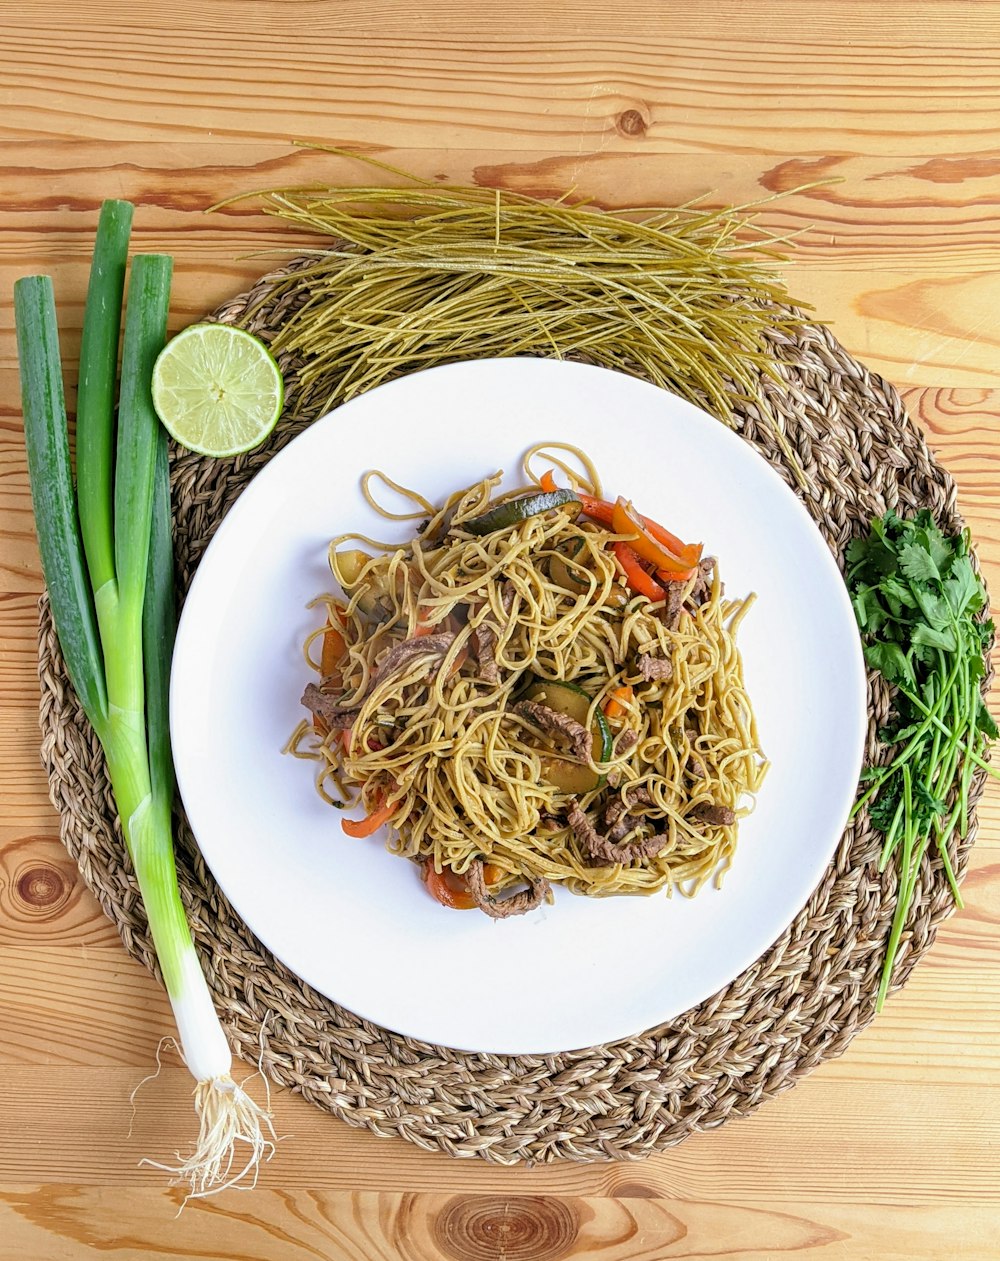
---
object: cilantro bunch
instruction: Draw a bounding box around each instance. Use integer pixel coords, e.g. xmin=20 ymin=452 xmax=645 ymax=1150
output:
xmin=846 ymin=509 xmax=997 ymax=1008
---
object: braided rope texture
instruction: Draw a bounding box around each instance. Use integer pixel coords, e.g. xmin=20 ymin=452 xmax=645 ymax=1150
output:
xmin=35 ymin=261 xmax=989 ymax=1164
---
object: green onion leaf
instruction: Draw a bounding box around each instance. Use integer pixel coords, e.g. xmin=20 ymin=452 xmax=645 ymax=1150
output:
xmin=77 ymin=199 xmax=133 ymax=595
xmin=115 ymin=255 xmax=173 ymax=614
xmin=15 ymin=275 xmax=109 ymax=729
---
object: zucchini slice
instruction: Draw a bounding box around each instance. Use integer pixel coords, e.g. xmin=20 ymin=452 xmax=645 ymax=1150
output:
xmin=465 ymin=489 xmax=580 ymax=536
xmin=521 ymin=678 xmax=613 ymax=795
xmin=550 ymin=535 xmax=591 ymax=592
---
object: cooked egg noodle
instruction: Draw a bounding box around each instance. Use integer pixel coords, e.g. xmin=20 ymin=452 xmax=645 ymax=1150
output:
xmin=289 ymin=444 xmax=766 ymax=898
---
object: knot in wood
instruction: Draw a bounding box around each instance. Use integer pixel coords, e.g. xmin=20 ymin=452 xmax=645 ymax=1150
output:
xmin=14 ymin=863 xmax=71 ymax=915
xmin=617 ymin=108 xmax=647 ymax=137
xmin=434 ymin=1195 xmax=579 ymax=1260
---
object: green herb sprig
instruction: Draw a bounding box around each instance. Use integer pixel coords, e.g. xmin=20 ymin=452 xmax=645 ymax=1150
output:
xmin=847 ymin=510 xmax=997 ymax=1008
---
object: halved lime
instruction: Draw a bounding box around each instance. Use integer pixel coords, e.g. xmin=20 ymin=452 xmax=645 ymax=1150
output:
xmin=151 ymin=323 xmax=284 ymax=457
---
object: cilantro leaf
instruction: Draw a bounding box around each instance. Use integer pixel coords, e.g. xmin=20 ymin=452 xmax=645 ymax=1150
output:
xmin=912 ymin=587 xmax=951 ymax=631
xmin=846 ymin=530 xmax=898 ymax=582
xmin=943 ymin=560 xmax=983 ymax=619
xmin=921 ymin=525 xmax=955 ymax=577
xmin=852 ymin=584 xmax=887 ymax=632
xmin=910 ymin=623 xmax=956 ymax=652
xmin=911 ymin=779 xmax=947 ymax=823
xmin=880 ymin=575 xmax=917 ymax=621
xmin=869 ymin=781 xmax=903 ymax=834
xmin=910 ymin=639 xmax=935 ymax=667
xmin=864 ymin=641 xmax=916 ymax=689
xmin=977 ymin=697 xmax=999 ymax=740
xmin=898 ymin=540 xmax=942 ymax=586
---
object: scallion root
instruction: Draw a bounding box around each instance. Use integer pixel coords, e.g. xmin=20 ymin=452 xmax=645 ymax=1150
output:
xmin=141 ymin=1075 xmax=277 ymax=1199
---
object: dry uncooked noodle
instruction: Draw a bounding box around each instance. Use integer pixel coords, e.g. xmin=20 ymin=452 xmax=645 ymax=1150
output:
xmin=287 ymin=444 xmax=767 ymax=915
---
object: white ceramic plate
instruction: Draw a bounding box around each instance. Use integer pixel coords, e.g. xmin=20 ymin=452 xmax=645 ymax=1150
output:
xmin=171 ymin=358 xmax=866 ymax=1054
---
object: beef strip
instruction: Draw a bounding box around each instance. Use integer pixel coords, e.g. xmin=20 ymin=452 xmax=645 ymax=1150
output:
xmin=513 ymin=699 xmax=591 ymax=762
xmin=306 ymin=633 xmax=455 ymax=725
xmin=657 ymin=581 xmax=686 ymax=631
xmin=499 ymin=579 xmax=517 ymax=615
xmin=637 ymin=652 xmax=673 ymax=683
xmin=614 ymin=728 xmax=639 ymax=757
xmin=300 ymin=683 xmax=358 ymax=730
xmin=686 ymin=558 xmax=717 ymax=608
xmin=683 ymin=716 xmax=707 ymax=778
xmin=686 ymin=751 xmax=707 ymax=780
xmin=371 ymin=632 xmax=456 ymax=688
xmin=688 ymin=801 xmax=736 ymax=828
xmin=472 ymin=623 xmax=500 ymax=684
xmin=602 ymin=786 xmax=655 ymax=843
xmin=608 ymin=810 xmax=642 ymax=844
xmin=567 ymin=799 xmax=667 ymax=867
xmin=464 ymin=859 xmax=550 ymax=919
xmin=602 ymin=798 xmax=629 ymax=829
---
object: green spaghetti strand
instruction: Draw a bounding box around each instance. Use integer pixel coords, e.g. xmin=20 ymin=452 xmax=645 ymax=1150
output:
xmin=225 ymin=158 xmax=807 ymax=481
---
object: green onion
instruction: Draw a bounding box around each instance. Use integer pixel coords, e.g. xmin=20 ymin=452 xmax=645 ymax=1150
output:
xmin=16 ymin=201 xmax=273 ymax=1196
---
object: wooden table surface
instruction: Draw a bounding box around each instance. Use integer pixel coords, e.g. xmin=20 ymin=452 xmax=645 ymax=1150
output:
xmin=3 ymin=3 xmax=1000 ymax=1258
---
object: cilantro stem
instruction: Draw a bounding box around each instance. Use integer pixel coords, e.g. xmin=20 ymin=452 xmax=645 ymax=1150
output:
xmin=958 ymin=658 xmax=978 ymax=841
xmin=878 ymin=764 xmax=918 ymax=1009
xmin=878 ymin=792 xmax=907 ymax=872
xmin=897 ymin=686 xmax=1000 ymax=778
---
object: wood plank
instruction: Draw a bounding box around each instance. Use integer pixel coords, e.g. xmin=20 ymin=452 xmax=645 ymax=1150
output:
xmin=6 ymin=0 xmax=1000 ymax=43
xmin=0 ymin=1186 xmax=995 ymax=1261
xmin=3 ymin=141 xmax=1000 ymax=267
xmin=1 ymin=1065 xmax=997 ymax=1202
xmin=5 ymin=3 xmax=1000 ymax=155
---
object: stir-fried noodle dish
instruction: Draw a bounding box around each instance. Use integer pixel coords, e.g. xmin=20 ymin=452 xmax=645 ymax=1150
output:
xmin=288 ymin=444 xmax=766 ymax=918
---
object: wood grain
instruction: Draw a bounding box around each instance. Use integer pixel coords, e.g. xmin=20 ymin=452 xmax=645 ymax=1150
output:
xmin=4 ymin=3 xmax=1000 ymax=1256
xmin=1 ymin=1186 xmax=997 ymax=1261
xmin=6 ymin=2 xmax=1000 ymax=155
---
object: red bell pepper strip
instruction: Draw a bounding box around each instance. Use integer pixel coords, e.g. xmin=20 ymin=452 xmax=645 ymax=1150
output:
xmin=576 ymin=491 xmax=615 ymax=526
xmin=612 ymin=541 xmax=666 ymax=601
xmin=611 ymin=498 xmax=696 ymax=579
xmin=342 ymin=793 xmax=399 ymax=838
xmin=577 ymin=491 xmax=702 ymax=568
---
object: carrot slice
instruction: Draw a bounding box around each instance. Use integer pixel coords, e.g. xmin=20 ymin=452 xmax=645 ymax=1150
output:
xmin=423 ymin=862 xmax=502 ymax=909
xmin=603 ymin=685 xmax=633 ymax=721
xmin=321 ymin=623 xmax=347 ymax=677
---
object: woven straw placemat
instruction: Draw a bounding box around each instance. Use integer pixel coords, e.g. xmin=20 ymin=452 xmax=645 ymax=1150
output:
xmin=36 ymin=262 xmax=989 ymax=1164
